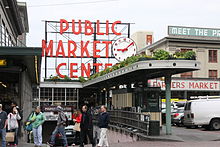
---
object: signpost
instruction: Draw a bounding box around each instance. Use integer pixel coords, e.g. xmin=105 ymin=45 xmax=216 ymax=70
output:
xmin=168 ymin=26 xmax=220 ymax=38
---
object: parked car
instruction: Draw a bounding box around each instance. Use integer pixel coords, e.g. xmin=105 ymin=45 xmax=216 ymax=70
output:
xmin=184 ymin=96 xmax=220 ymax=130
xmin=162 ymin=107 xmax=177 ymax=124
xmin=172 ymin=107 xmax=184 ymax=126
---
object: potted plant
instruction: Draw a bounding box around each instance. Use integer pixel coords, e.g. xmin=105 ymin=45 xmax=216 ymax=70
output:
xmin=138 ymin=54 xmax=155 ymax=61
xmin=79 ymin=76 xmax=87 ymax=83
xmin=173 ymin=50 xmax=185 ymax=60
xmin=183 ymin=51 xmax=196 ymax=60
xmin=63 ymin=75 xmax=72 ymax=81
xmin=51 ymin=75 xmax=60 ymax=81
xmin=153 ymin=49 xmax=170 ymax=60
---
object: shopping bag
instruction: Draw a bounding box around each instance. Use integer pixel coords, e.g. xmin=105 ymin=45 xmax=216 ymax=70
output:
xmin=73 ymin=122 xmax=81 ymax=132
xmin=6 ymin=132 xmax=15 ymax=142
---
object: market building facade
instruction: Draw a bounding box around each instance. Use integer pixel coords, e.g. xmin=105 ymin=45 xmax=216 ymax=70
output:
xmin=138 ymin=26 xmax=220 ymax=99
xmin=0 ymin=0 xmax=42 ymax=139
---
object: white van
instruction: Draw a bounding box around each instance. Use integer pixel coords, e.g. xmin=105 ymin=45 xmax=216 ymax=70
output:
xmin=184 ymin=96 xmax=220 ymax=130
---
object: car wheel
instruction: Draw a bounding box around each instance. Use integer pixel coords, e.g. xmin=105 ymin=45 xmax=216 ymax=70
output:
xmin=210 ymin=119 xmax=220 ymax=130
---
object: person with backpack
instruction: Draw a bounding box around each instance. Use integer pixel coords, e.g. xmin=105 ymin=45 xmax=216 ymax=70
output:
xmin=48 ymin=106 xmax=68 ymax=147
xmin=28 ymin=106 xmax=45 ymax=147
xmin=7 ymin=106 xmax=21 ymax=146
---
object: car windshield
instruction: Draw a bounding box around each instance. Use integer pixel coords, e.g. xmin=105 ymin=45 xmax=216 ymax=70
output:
xmin=184 ymin=102 xmax=191 ymax=110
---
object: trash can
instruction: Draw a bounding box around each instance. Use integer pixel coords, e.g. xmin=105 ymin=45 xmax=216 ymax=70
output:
xmin=149 ymin=121 xmax=160 ymax=136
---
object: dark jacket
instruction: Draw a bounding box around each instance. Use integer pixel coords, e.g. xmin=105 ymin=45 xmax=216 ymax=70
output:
xmin=98 ymin=112 xmax=110 ymax=128
xmin=57 ymin=111 xmax=66 ymax=127
xmin=80 ymin=111 xmax=93 ymax=130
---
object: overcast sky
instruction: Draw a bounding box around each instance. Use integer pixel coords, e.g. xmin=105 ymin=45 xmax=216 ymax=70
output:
xmin=20 ymin=0 xmax=220 ymax=47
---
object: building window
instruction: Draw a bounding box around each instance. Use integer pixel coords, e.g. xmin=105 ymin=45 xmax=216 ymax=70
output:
xmin=6 ymin=29 xmax=9 ymax=46
xmin=1 ymin=21 xmax=5 ymax=46
xmin=54 ymin=88 xmax=65 ymax=101
xmin=40 ymin=87 xmax=52 ymax=102
xmin=209 ymin=70 xmax=218 ymax=78
xmin=209 ymin=50 xmax=217 ymax=63
xmin=0 ymin=21 xmax=15 ymax=47
xmin=181 ymin=72 xmax=193 ymax=78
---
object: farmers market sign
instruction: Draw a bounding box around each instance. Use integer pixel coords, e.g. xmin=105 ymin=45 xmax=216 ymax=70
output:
xmin=148 ymin=79 xmax=220 ymax=91
xmin=168 ymin=26 xmax=220 ymax=38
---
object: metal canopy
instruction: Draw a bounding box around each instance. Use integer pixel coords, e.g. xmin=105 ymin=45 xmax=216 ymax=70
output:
xmin=83 ymin=60 xmax=201 ymax=135
xmin=0 ymin=46 xmax=41 ymax=55
xmin=83 ymin=60 xmax=201 ymax=88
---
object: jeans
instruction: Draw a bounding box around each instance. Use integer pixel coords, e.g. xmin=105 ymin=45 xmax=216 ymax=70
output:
xmin=0 ymin=128 xmax=6 ymax=147
xmin=32 ymin=125 xmax=43 ymax=146
xmin=50 ymin=126 xmax=68 ymax=146
xmin=10 ymin=128 xmax=18 ymax=145
xmin=97 ymin=128 xmax=109 ymax=147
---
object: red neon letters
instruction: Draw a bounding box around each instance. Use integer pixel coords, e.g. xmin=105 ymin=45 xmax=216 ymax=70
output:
xmin=60 ymin=19 xmax=121 ymax=35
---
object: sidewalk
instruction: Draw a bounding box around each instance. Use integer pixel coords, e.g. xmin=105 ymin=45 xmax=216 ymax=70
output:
xmin=18 ymin=126 xmax=220 ymax=146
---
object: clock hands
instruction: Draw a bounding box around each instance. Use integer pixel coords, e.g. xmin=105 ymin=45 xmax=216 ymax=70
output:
xmin=125 ymin=42 xmax=134 ymax=50
xmin=117 ymin=49 xmax=128 ymax=52
xmin=117 ymin=42 xmax=134 ymax=52
xmin=117 ymin=49 xmax=125 ymax=51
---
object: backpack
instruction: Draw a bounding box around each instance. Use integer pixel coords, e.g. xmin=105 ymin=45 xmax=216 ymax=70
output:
xmin=25 ymin=112 xmax=34 ymax=132
xmin=59 ymin=113 xmax=69 ymax=127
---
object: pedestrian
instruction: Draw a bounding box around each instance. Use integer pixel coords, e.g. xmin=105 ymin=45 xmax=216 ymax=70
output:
xmin=0 ymin=104 xmax=8 ymax=147
xmin=80 ymin=105 xmax=95 ymax=147
xmin=72 ymin=109 xmax=82 ymax=146
xmin=97 ymin=105 xmax=110 ymax=147
xmin=28 ymin=106 xmax=45 ymax=147
xmin=48 ymin=106 xmax=68 ymax=147
xmin=7 ymin=106 xmax=21 ymax=146
xmin=10 ymin=101 xmax=22 ymax=119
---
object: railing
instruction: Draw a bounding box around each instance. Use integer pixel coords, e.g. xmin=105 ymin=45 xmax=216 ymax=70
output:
xmin=94 ymin=110 xmax=150 ymax=135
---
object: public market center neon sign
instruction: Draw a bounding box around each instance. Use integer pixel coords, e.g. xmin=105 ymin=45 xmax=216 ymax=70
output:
xmin=42 ymin=19 xmax=122 ymax=78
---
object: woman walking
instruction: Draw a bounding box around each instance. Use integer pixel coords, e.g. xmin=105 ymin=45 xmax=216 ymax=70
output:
xmin=7 ymin=106 xmax=21 ymax=146
xmin=28 ymin=106 xmax=45 ymax=147
xmin=72 ymin=109 xmax=82 ymax=146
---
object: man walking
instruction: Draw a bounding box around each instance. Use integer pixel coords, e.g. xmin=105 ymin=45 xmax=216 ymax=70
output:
xmin=97 ymin=105 xmax=110 ymax=147
xmin=0 ymin=104 xmax=8 ymax=147
xmin=48 ymin=106 xmax=68 ymax=147
xmin=80 ymin=105 xmax=95 ymax=147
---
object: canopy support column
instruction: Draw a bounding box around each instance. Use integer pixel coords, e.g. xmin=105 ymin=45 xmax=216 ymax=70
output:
xmin=165 ymin=74 xmax=172 ymax=135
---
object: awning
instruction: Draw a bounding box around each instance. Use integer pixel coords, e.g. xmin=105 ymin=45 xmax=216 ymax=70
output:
xmin=83 ymin=60 xmax=201 ymax=88
xmin=0 ymin=46 xmax=42 ymax=84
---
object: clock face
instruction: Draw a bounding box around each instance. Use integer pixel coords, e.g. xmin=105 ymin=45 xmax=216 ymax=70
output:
xmin=112 ymin=37 xmax=137 ymax=61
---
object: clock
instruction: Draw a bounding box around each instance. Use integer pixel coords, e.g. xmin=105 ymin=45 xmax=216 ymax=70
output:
xmin=112 ymin=37 xmax=137 ymax=61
